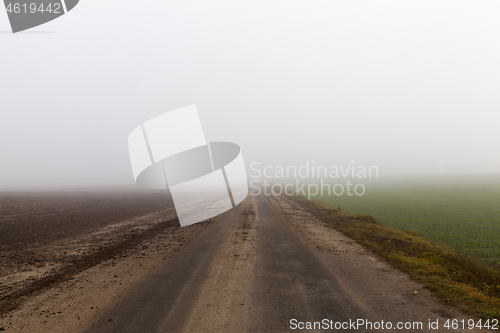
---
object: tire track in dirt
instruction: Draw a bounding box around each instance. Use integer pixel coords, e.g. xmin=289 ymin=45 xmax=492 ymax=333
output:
xmin=0 ymin=216 xmax=179 ymax=315
xmin=83 ymin=198 xmax=255 ymax=333
xmin=180 ymin=196 xmax=258 ymax=332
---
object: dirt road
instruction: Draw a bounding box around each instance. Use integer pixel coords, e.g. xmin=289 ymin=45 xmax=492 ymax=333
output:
xmin=83 ymin=194 xmax=479 ymax=333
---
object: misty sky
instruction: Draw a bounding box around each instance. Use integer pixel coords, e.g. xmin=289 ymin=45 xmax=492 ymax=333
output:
xmin=1 ymin=0 xmax=499 ymax=188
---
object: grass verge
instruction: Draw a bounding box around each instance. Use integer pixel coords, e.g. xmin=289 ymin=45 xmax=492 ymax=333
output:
xmin=288 ymin=195 xmax=500 ymax=320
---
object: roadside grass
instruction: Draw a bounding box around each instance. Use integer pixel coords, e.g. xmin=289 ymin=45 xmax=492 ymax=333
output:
xmin=288 ymin=195 xmax=500 ymax=320
xmin=311 ymin=176 xmax=500 ymax=267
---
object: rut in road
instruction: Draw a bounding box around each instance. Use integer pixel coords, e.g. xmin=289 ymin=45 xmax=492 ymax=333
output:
xmin=84 ymin=194 xmax=478 ymax=333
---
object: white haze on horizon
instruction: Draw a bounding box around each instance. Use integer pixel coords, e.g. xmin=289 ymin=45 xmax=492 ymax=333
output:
xmin=1 ymin=0 xmax=499 ymax=188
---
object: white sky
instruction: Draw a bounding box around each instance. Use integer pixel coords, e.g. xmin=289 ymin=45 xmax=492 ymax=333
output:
xmin=1 ymin=0 xmax=499 ymax=188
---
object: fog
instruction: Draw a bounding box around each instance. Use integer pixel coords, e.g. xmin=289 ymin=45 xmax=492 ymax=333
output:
xmin=1 ymin=0 xmax=499 ymax=189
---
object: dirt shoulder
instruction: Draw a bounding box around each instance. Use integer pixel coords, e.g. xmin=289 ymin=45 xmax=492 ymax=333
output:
xmin=0 ymin=191 xmax=176 ymax=316
xmin=0 ymin=213 xmax=212 ymax=332
xmin=284 ymin=194 xmax=500 ymax=322
xmin=271 ymin=195 xmax=493 ymax=332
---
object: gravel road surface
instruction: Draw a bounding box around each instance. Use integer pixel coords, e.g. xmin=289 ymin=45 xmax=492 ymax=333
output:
xmin=83 ymin=194 xmax=481 ymax=333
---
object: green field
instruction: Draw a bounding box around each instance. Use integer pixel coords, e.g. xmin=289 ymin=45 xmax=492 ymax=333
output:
xmin=310 ymin=175 xmax=500 ymax=266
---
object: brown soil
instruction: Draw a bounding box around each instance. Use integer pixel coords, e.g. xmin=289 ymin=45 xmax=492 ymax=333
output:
xmin=0 ymin=191 xmax=178 ymax=316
